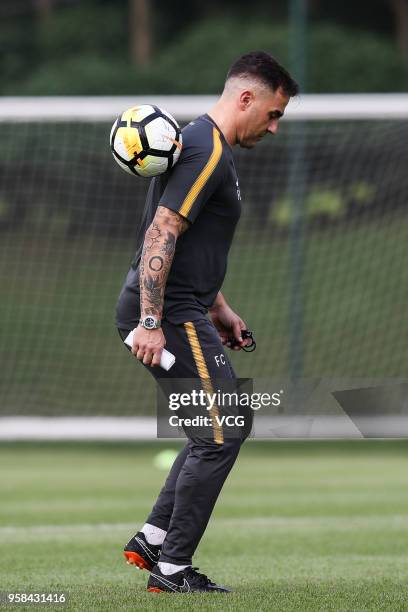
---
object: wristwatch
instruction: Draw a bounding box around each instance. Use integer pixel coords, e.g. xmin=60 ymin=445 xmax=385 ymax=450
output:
xmin=139 ymin=316 xmax=161 ymax=330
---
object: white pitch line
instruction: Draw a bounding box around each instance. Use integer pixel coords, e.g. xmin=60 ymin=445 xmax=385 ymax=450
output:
xmin=0 ymin=522 xmax=136 ymax=536
xmin=1 ymin=515 xmax=408 ymax=542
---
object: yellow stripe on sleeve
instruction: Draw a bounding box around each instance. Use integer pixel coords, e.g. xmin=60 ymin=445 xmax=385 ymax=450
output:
xmin=184 ymin=322 xmax=224 ymax=445
xmin=178 ymin=127 xmax=222 ymax=218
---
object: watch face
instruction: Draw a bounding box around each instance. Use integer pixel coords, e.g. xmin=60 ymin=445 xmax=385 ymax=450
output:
xmin=144 ymin=316 xmax=155 ymax=329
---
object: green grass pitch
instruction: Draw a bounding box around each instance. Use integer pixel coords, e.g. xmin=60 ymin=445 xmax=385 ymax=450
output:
xmin=1 ymin=440 xmax=408 ymax=611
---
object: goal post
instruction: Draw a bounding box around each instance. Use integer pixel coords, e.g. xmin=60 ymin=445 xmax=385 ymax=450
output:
xmin=0 ymin=94 xmax=407 ymax=121
xmin=0 ymin=94 xmax=407 ymax=439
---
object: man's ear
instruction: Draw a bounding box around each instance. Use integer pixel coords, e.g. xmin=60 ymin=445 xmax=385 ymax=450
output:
xmin=238 ymin=89 xmax=254 ymax=111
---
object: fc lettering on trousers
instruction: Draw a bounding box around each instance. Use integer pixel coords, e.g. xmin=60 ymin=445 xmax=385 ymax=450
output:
xmin=214 ymin=354 xmax=226 ymax=367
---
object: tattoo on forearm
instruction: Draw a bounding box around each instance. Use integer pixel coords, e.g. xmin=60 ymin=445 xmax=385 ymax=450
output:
xmin=143 ymin=275 xmax=162 ymax=309
xmin=140 ymin=208 xmax=185 ymax=318
xmin=148 ymin=256 xmax=164 ymax=272
xmin=161 ymin=231 xmax=176 ymax=257
xmin=144 ymin=306 xmax=157 ymax=315
xmin=156 ymin=206 xmax=187 ymax=228
xmin=145 ymin=223 xmax=161 ymax=250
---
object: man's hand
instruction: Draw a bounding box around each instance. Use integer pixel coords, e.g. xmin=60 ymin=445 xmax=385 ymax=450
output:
xmin=132 ymin=325 xmax=166 ymax=367
xmin=209 ymin=300 xmax=251 ymax=351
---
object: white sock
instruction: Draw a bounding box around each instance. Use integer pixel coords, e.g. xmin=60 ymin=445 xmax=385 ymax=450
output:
xmin=140 ymin=523 xmax=167 ymax=546
xmin=158 ymin=561 xmax=190 ymax=575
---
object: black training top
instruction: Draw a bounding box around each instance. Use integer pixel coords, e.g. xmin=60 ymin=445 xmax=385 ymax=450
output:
xmin=115 ymin=114 xmax=242 ymax=328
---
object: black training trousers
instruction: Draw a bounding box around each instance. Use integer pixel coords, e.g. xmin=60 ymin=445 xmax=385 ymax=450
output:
xmin=118 ymin=317 xmax=252 ymax=565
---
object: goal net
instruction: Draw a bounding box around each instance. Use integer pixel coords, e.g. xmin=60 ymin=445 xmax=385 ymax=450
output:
xmin=0 ymin=95 xmax=407 ymax=429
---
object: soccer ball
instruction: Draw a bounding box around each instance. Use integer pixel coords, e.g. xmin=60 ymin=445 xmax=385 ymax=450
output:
xmin=110 ymin=105 xmax=183 ymax=178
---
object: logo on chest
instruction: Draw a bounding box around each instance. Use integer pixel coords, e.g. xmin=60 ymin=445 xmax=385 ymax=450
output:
xmin=236 ymin=179 xmax=241 ymax=201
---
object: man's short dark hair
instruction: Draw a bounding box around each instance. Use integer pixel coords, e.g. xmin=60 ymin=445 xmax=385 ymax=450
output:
xmin=226 ymin=51 xmax=299 ymax=97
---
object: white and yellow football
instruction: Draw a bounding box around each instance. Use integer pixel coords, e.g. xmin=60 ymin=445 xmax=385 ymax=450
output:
xmin=110 ymin=104 xmax=183 ymax=178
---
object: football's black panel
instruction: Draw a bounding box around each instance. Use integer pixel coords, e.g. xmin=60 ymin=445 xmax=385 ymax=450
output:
xmin=136 ymin=150 xmax=149 ymax=161
xmin=147 ymin=147 xmax=173 ymax=158
xmin=112 ymin=150 xmax=138 ymax=175
xmin=139 ymin=125 xmax=150 ymax=151
xmin=110 ymin=117 xmax=121 ymax=150
xmin=139 ymin=112 xmax=161 ymax=128
xmin=139 ymin=109 xmax=182 ymax=148
xmin=112 ymin=148 xmax=129 ymax=166
xmin=151 ymin=105 xmax=179 ymax=134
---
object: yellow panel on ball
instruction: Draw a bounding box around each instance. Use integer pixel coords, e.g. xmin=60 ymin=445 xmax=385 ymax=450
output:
xmin=122 ymin=105 xmax=155 ymax=125
xmin=121 ymin=127 xmax=143 ymax=158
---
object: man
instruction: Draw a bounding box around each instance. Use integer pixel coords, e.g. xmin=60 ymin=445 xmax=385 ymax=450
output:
xmin=116 ymin=50 xmax=298 ymax=593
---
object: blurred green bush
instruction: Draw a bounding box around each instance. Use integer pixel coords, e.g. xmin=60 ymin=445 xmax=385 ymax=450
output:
xmin=268 ymin=182 xmax=377 ymax=231
xmin=1 ymin=13 xmax=407 ymax=95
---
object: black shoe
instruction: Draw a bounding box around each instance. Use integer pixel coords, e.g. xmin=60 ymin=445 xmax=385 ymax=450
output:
xmin=123 ymin=531 xmax=161 ymax=571
xmin=147 ymin=565 xmax=232 ymax=593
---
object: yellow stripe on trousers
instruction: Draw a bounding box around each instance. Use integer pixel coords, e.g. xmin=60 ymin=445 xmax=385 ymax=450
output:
xmin=184 ymin=322 xmax=224 ymax=445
